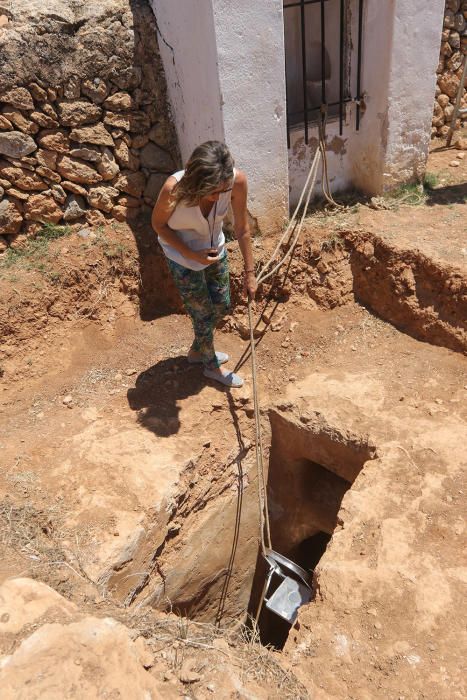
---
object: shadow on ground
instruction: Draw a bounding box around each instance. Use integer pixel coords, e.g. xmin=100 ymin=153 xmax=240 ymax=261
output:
xmin=127 ymin=354 xmax=226 ymax=437
xmin=126 ymin=214 xmax=182 ymax=321
xmin=425 ymin=182 xmax=467 ymax=206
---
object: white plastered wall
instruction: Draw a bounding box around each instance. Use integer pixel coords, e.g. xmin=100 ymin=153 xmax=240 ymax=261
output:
xmin=150 ymin=0 xmax=289 ymax=234
xmin=149 ymin=0 xmax=224 ymax=159
xmin=382 ymin=0 xmax=445 ymax=187
xmin=212 ymin=0 xmax=289 ymax=233
xmin=289 ymin=0 xmax=445 ymax=204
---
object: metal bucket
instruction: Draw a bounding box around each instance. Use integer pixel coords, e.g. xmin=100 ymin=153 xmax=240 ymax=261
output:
xmin=261 ymin=550 xmax=312 ymax=625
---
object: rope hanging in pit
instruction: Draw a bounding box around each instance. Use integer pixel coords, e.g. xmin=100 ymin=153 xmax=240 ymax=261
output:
xmin=248 ymin=118 xmax=340 ymax=559
xmin=249 ymin=110 xmax=344 ymax=557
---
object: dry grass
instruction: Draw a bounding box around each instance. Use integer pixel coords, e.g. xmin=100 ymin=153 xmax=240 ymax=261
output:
xmin=123 ymin=610 xmax=310 ymax=699
xmin=0 ymin=498 xmax=99 ymax=592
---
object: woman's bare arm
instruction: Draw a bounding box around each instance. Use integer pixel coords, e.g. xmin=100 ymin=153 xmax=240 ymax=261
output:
xmin=231 ymin=170 xmax=257 ymax=297
xmin=152 ymin=177 xmax=191 ymax=257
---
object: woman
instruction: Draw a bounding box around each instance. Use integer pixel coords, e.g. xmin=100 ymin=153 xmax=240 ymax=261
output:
xmin=152 ymin=140 xmax=257 ymax=388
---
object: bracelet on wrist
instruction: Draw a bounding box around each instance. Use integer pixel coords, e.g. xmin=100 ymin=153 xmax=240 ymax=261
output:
xmin=244 ymin=269 xmax=255 ymax=274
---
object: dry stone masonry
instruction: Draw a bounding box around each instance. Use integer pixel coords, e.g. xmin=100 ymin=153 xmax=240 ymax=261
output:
xmin=0 ymin=0 xmax=178 ymax=247
xmin=432 ymin=0 xmax=467 ymax=138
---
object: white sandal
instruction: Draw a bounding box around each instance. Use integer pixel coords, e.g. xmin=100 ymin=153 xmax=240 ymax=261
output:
xmin=188 ymin=351 xmax=229 ymax=365
xmin=203 ymin=367 xmax=244 ymax=388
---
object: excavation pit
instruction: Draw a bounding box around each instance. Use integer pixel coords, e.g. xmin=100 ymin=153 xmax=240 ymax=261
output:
xmin=248 ymin=405 xmax=378 ymax=648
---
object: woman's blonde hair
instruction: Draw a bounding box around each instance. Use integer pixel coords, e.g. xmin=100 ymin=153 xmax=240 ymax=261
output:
xmin=173 ymin=141 xmax=234 ymax=206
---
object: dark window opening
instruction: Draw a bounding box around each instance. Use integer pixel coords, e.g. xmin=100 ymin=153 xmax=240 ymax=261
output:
xmin=283 ymin=0 xmax=365 ymax=144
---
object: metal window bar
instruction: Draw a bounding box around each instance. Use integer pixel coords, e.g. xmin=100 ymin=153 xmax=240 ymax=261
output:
xmin=320 ymin=0 xmax=326 ymax=106
xmin=356 ymin=0 xmax=364 ymax=130
xmin=283 ymin=0 xmax=365 ymax=145
xmin=301 ymin=0 xmax=308 ymax=144
xmin=339 ymin=0 xmax=345 ymax=135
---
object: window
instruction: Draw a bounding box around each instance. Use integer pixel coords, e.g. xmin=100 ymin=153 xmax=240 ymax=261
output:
xmin=283 ymin=0 xmax=364 ymax=144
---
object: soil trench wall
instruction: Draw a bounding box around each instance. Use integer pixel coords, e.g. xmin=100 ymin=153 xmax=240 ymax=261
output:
xmin=432 ymin=0 xmax=467 ymax=139
xmin=0 ymin=0 xmax=179 ymax=248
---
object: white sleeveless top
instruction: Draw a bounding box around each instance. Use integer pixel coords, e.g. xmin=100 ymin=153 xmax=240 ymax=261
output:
xmin=158 ymin=169 xmax=235 ymax=271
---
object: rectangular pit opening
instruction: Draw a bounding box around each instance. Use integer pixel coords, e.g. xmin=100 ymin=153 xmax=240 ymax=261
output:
xmin=248 ymin=408 xmax=377 ymax=648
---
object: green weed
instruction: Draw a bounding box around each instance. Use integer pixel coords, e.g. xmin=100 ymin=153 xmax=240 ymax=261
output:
xmin=102 ymin=242 xmax=127 ymax=259
xmin=423 ymin=171 xmax=439 ymax=190
xmin=387 ymin=182 xmax=426 ymax=206
xmin=0 ymin=223 xmax=71 ymax=276
xmin=37 ymin=222 xmax=72 ymax=241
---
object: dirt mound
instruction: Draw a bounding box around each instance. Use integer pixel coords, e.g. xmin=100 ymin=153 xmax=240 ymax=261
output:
xmin=0 ymin=217 xmax=182 ymax=356
xmin=0 ymin=578 xmax=309 ymax=699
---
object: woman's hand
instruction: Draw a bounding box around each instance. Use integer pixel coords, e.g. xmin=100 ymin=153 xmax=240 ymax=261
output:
xmin=243 ymin=270 xmax=257 ymax=300
xmin=189 ymin=248 xmax=221 ymax=265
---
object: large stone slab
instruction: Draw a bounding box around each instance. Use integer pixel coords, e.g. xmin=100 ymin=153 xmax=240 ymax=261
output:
xmin=0 ymin=588 xmax=164 ymax=700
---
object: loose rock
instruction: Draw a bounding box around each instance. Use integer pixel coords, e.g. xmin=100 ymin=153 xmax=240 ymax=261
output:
xmin=51 ymin=184 xmax=67 ymax=204
xmin=29 ymin=111 xmax=59 ymax=129
xmin=64 ymin=75 xmax=81 ymax=100
xmin=24 ymin=194 xmax=63 ymax=224
xmin=103 ymin=92 xmax=133 ymax=112
xmin=81 ymin=78 xmax=109 ymax=104
xmin=63 ymin=194 xmax=87 ymax=221
xmin=36 ymin=165 xmax=61 ymax=184
xmin=61 ymin=181 xmax=88 ymax=196
xmin=69 ymin=123 xmax=114 ymax=146
xmin=1 ymin=109 xmax=38 ymax=135
xmin=57 ymin=101 xmax=102 ymax=127
xmin=86 ymin=184 xmax=119 ymax=212
xmin=85 ymin=209 xmax=106 ymax=227
xmin=0 ymin=87 xmax=34 ymax=111
xmin=36 ymin=149 xmax=58 ymax=170
xmin=37 ymin=130 xmax=70 ymax=154
xmin=96 ymin=147 xmax=120 ymax=181
xmin=57 ymin=156 xmax=102 ymax=185
xmin=14 ymin=172 xmax=48 ymax=192
xmin=69 ymin=146 xmax=102 ymax=163
xmin=0 ymin=115 xmax=13 ymax=130
xmin=0 ymin=131 xmax=37 ymax=158
xmin=115 ymin=171 xmax=146 ymax=197
xmin=7 ymin=188 xmax=29 ymax=202
xmin=0 ymin=198 xmax=23 ymax=234
xmin=29 ymin=83 xmax=48 ymax=103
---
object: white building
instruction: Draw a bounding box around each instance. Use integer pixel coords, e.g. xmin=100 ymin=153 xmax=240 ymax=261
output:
xmin=151 ymin=0 xmax=445 ymax=234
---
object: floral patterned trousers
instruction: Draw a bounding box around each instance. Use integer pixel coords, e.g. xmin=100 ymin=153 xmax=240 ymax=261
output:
xmin=167 ymin=254 xmax=230 ymax=368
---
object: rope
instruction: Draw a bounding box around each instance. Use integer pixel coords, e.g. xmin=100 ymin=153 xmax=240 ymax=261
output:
xmin=247 ymin=114 xmax=338 ymax=612
xmin=318 ymin=111 xmax=341 ymax=209
xmin=248 ymin=296 xmax=271 ymax=555
xmin=248 ymin=132 xmax=327 ymax=557
xmin=256 ymin=111 xmax=340 ymax=288
xmin=257 ymin=148 xmax=321 ymax=285
xmin=257 ymin=146 xmax=321 ymax=284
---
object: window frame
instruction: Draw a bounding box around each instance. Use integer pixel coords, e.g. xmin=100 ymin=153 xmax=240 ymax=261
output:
xmin=283 ymin=0 xmax=365 ymax=146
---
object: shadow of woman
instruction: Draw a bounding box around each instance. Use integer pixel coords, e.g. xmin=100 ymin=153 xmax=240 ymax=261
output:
xmin=127 ymin=354 xmax=225 ymax=437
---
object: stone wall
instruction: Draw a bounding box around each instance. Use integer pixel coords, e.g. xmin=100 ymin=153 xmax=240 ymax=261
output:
xmin=0 ymin=0 xmax=179 ymax=249
xmin=432 ymin=0 xmax=467 ymax=138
